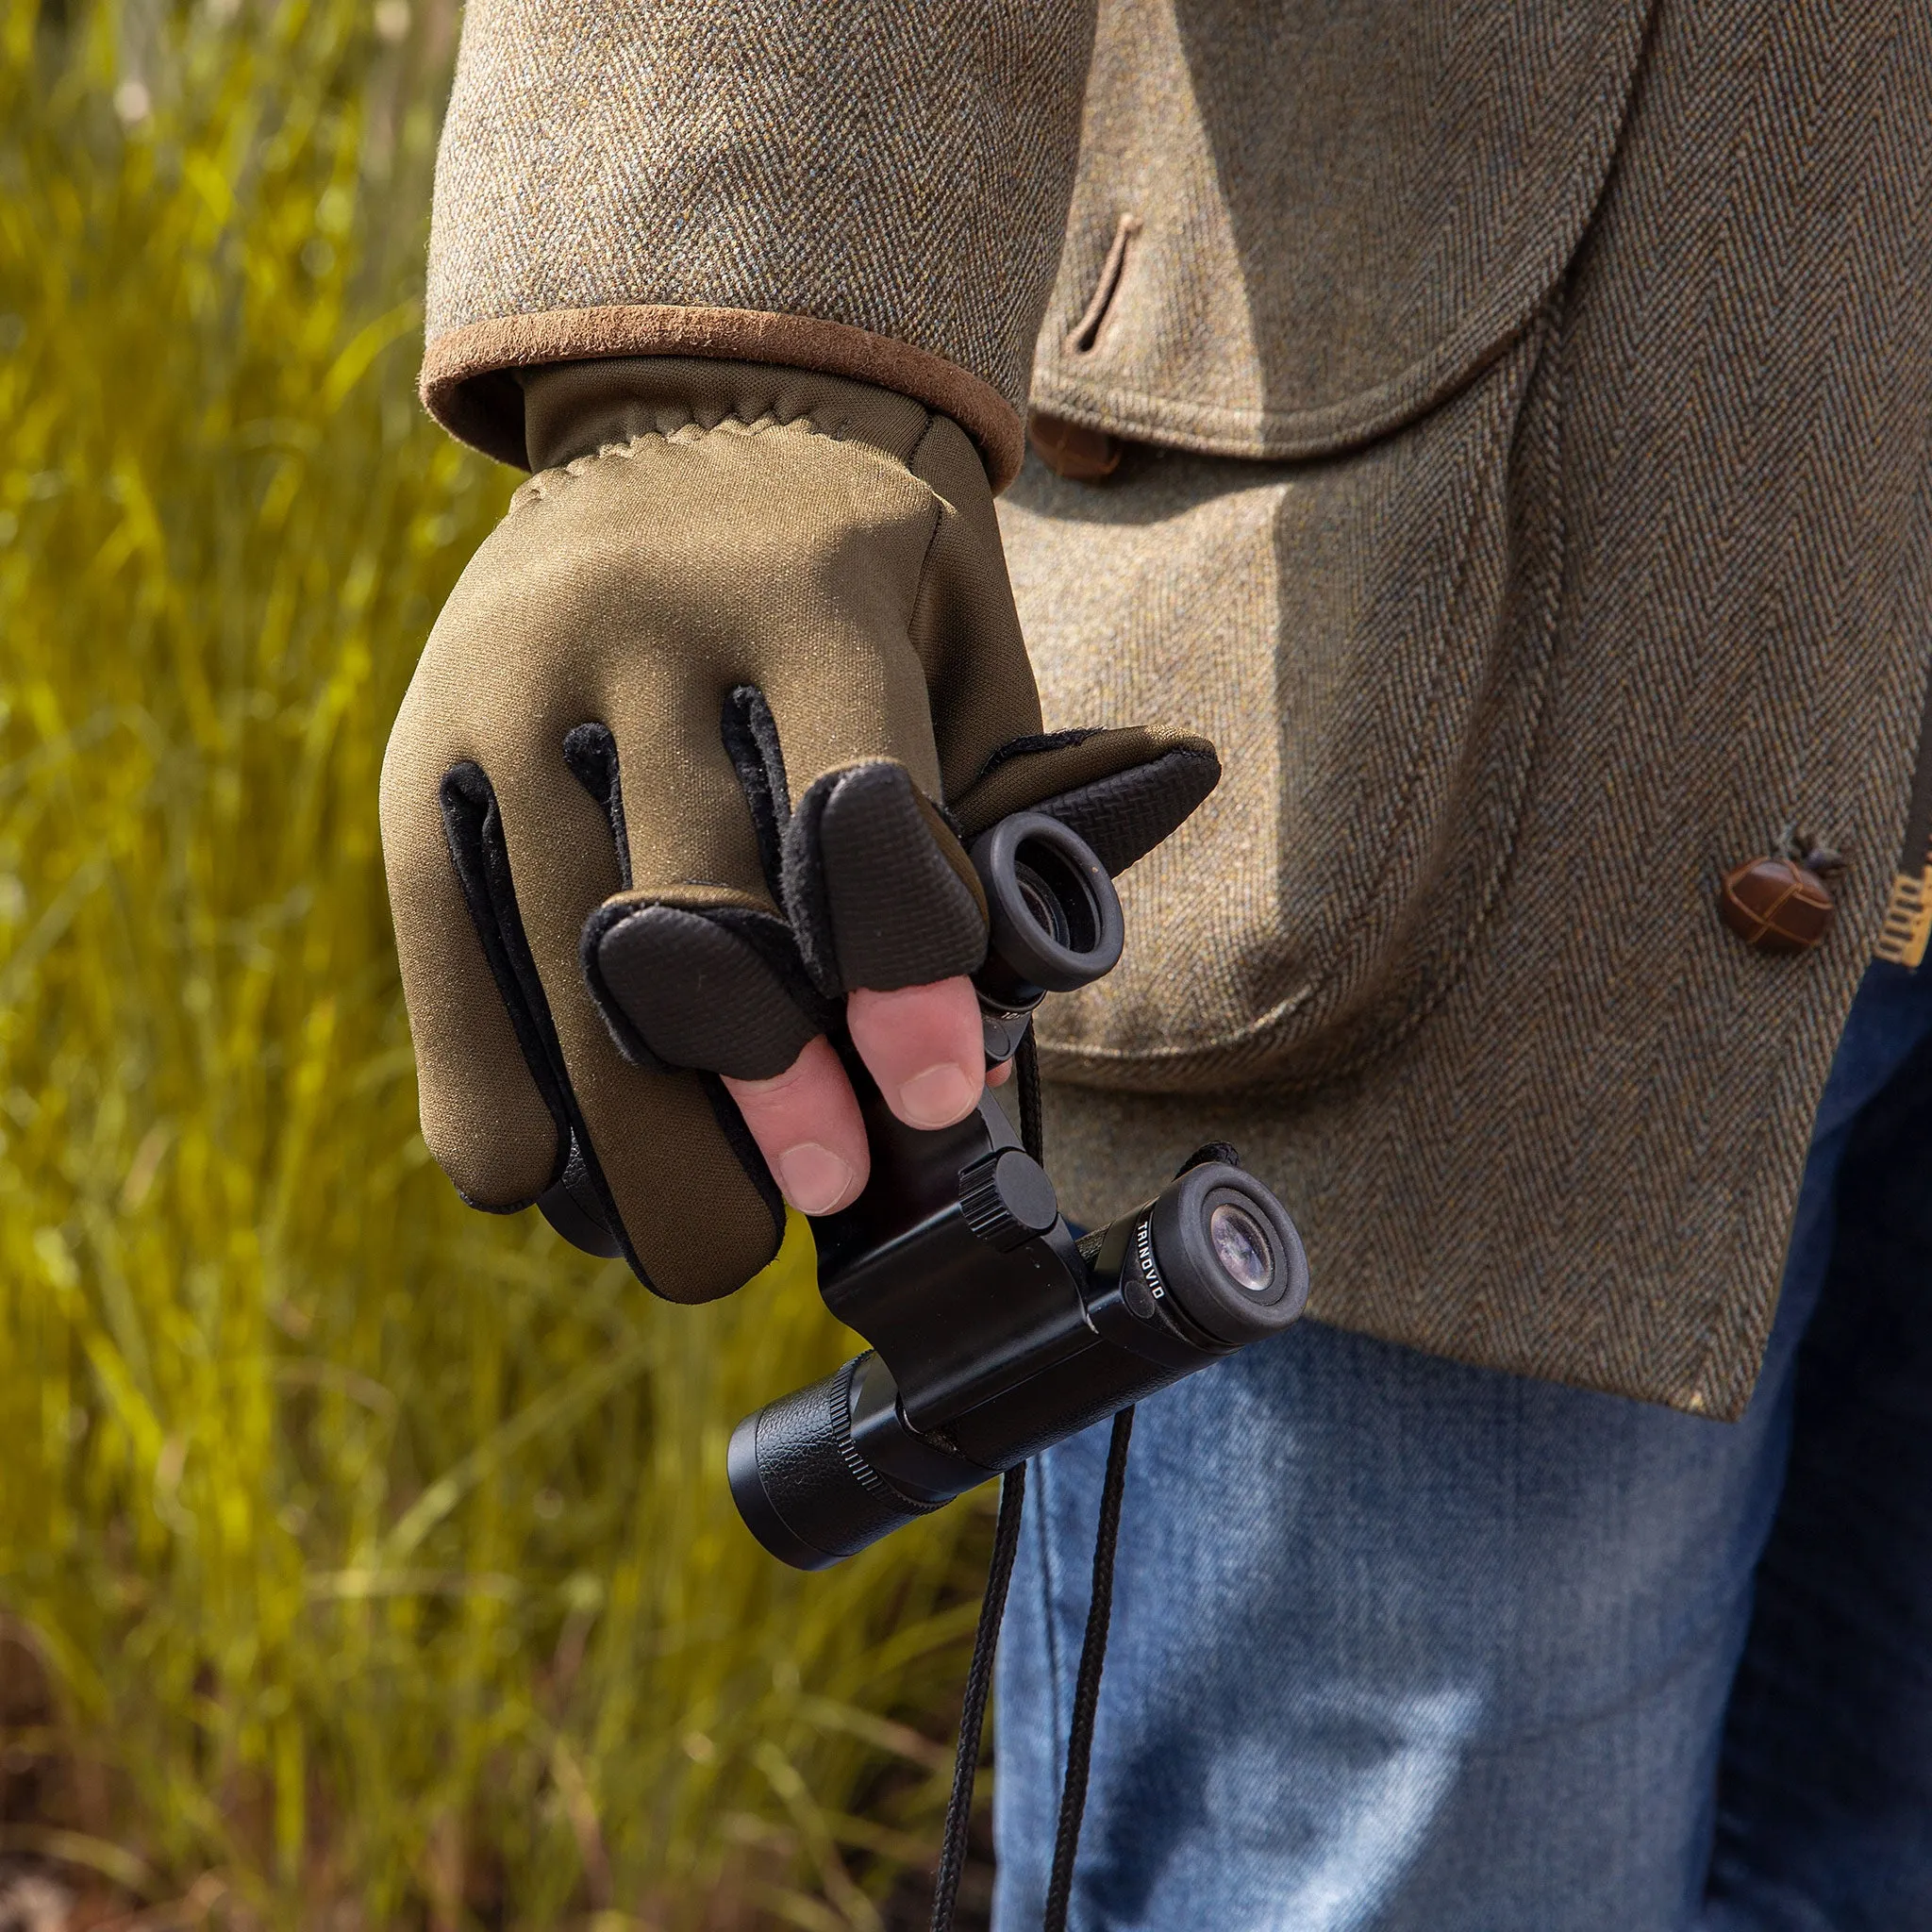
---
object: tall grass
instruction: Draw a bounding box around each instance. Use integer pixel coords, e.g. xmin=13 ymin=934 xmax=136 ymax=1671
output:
xmin=0 ymin=2 xmax=986 ymax=1924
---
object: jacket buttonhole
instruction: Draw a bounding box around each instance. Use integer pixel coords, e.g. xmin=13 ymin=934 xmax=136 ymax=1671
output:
xmin=1065 ymin=212 xmax=1141 ymax=356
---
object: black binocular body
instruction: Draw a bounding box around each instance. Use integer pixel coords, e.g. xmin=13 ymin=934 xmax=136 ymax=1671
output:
xmin=729 ymin=813 xmax=1310 ymax=1570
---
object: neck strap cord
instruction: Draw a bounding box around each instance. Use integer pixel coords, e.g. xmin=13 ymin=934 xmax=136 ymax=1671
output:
xmin=929 ymin=1034 xmax=1135 ymax=1932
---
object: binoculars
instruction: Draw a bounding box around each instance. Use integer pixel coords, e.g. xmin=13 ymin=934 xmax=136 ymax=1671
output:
xmin=730 ymin=811 xmax=1309 ymax=1570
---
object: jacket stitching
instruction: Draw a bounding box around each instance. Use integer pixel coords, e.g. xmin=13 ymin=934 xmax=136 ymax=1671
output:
xmin=1065 ymin=212 xmax=1141 ymax=357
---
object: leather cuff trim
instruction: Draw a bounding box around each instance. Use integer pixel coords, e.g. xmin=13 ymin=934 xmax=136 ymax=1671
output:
xmin=421 ymin=305 xmax=1025 ymax=490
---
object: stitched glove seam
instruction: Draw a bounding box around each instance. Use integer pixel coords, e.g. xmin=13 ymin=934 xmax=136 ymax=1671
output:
xmin=905 ymin=408 xmax=957 ymax=678
xmin=511 ymin=408 xmax=884 ymax=508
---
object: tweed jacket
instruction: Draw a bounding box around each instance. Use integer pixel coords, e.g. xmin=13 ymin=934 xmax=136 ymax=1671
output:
xmin=422 ymin=0 xmax=1932 ymax=1419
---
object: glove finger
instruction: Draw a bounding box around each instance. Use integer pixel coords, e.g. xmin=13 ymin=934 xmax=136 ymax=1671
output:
xmin=455 ymin=719 xmax=786 ymax=1302
xmin=380 ymin=737 xmax=569 ymax=1215
xmin=573 ymin=677 xmax=835 ymax=1075
xmin=951 ymin=726 xmax=1222 ymax=875
xmin=782 ymin=759 xmax=990 ymax=997
xmin=584 ymin=896 xmax=828 ymax=1081
xmin=430 ymin=759 xmax=628 ymax=1260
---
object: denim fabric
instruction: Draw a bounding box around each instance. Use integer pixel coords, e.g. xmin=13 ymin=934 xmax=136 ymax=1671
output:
xmin=993 ymin=961 xmax=1932 ymax=1931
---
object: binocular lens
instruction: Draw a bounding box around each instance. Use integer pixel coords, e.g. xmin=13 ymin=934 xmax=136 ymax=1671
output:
xmin=1014 ymin=871 xmax=1064 ymax=948
xmin=1208 ymin=1200 xmax=1274 ymax=1293
xmin=1148 ymin=1164 xmax=1310 ymax=1346
xmin=1013 ymin=844 xmax=1099 ymax=954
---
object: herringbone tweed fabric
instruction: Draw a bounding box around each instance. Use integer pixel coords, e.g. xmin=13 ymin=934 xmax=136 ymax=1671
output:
xmin=1032 ymin=0 xmax=1650 ymax=458
xmin=421 ymin=0 xmax=1932 ymax=1414
xmin=422 ymin=0 xmax=1093 ymax=483
xmin=1011 ymin=0 xmax=1932 ymax=1419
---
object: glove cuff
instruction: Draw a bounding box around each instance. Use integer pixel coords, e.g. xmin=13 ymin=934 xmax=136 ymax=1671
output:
xmin=519 ymin=356 xmax=975 ymax=482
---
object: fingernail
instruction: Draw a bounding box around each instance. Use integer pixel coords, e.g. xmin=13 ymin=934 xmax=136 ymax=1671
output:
xmin=775 ymin=1142 xmax=856 ymax=1215
xmin=897 ymin=1061 xmax=978 ymax=1129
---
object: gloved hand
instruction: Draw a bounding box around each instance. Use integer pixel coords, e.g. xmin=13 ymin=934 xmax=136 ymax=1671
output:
xmin=380 ymin=358 xmax=1217 ymax=1302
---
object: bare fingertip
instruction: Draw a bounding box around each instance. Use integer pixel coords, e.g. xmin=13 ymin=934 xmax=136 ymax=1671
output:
xmin=895 ymin=1061 xmax=979 ymax=1129
xmin=774 ymin=1141 xmax=858 ymax=1216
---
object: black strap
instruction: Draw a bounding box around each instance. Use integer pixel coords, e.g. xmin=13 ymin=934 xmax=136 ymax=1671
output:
xmin=928 ymin=1032 xmax=1134 ymax=1932
xmin=930 ymin=1462 xmax=1028 ymax=1932
xmin=1014 ymin=1024 xmax=1045 ymax=1163
xmin=1041 ymin=1405 xmax=1134 ymax=1932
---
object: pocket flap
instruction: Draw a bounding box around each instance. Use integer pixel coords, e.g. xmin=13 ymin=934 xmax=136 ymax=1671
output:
xmin=1032 ymin=0 xmax=1651 ymax=458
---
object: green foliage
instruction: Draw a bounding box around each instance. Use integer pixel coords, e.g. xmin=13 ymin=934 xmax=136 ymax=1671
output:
xmin=0 ymin=2 xmax=984 ymax=1923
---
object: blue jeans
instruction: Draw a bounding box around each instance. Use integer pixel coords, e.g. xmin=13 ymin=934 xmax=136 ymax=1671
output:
xmin=993 ymin=962 xmax=1932 ymax=1931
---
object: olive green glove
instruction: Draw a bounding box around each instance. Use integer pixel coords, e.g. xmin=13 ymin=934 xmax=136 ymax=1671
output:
xmin=380 ymin=358 xmax=1217 ymax=1302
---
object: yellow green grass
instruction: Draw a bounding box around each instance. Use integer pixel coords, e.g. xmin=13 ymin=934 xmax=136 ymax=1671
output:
xmin=0 ymin=1 xmax=986 ymax=1923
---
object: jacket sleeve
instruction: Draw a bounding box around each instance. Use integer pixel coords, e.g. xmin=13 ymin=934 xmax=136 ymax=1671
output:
xmin=421 ymin=0 xmax=1097 ymax=487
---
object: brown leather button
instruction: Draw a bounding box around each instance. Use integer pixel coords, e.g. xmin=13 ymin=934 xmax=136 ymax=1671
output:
xmin=1028 ymin=410 xmax=1123 ymax=482
xmin=1718 ymin=854 xmax=1837 ymax=954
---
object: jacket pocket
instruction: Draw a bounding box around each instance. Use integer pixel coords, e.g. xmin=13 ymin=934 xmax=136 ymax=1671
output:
xmin=1002 ymin=289 xmax=1568 ymax=1092
xmin=1033 ymin=0 xmax=1649 ymax=459
xmin=1006 ymin=0 xmax=1648 ymax=1092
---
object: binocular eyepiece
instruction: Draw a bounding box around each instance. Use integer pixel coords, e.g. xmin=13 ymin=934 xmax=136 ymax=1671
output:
xmin=967 ymin=810 xmax=1124 ymax=1062
xmin=728 ymin=812 xmax=1309 ymax=1570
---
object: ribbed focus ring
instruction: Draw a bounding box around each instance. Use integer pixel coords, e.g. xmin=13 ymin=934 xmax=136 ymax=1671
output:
xmin=830 ymin=1358 xmax=928 ymax=1507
